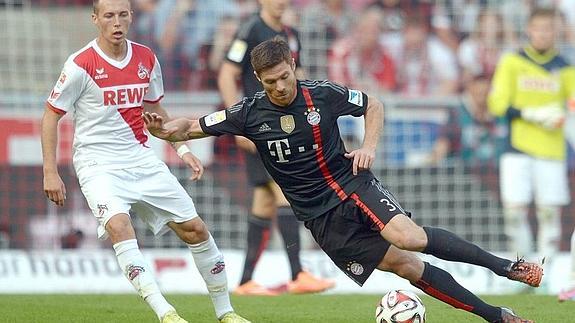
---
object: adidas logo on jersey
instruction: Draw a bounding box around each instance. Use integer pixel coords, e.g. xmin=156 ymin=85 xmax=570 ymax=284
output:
xmin=258 ymin=123 xmax=271 ymax=132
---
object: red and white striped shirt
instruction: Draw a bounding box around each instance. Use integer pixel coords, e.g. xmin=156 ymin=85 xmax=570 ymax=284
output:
xmin=47 ymin=39 xmax=163 ymax=171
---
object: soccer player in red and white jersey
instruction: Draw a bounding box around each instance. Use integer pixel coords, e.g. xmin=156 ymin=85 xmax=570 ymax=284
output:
xmin=41 ymin=1 xmax=250 ymax=323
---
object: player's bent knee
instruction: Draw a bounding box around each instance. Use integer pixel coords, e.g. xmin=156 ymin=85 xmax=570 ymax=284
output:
xmin=105 ymin=213 xmax=135 ymax=242
xmin=382 ymin=215 xmax=427 ymax=251
xmin=169 ymin=218 xmax=209 ymax=244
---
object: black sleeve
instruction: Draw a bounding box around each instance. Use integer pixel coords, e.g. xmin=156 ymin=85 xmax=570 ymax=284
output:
xmin=199 ymin=99 xmax=250 ymax=136
xmin=224 ymin=18 xmax=256 ymax=66
xmin=323 ymin=81 xmax=369 ymax=117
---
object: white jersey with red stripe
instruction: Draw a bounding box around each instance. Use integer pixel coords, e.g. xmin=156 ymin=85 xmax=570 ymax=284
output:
xmin=47 ymin=39 xmax=163 ymax=172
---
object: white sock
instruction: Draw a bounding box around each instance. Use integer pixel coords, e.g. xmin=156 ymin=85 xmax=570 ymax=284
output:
xmin=188 ymin=234 xmax=233 ymax=319
xmin=536 ymin=206 xmax=561 ymax=256
xmin=503 ymin=206 xmax=532 ymax=255
xmin=113 ymin=239 xmax=174 ymax=319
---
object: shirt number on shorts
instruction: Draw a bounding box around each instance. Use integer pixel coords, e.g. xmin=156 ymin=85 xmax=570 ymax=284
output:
xmin=379 ymin=198 xmax=396 ymax=212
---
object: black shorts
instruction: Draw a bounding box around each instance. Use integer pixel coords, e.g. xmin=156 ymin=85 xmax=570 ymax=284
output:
xmin=244 ymin=151 xmax=272 ymax=186
xmin=304 ymin=177 xmax=408 ymax=286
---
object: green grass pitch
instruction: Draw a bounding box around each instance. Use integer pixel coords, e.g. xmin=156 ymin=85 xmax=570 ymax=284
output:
xmin=0 ymin=294 xmax=572 ymax=322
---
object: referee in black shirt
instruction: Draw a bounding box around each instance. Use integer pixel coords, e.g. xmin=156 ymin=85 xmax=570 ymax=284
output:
xmin=145 ymin=37 xmax=542 ymax=323
xmin=217 ymin=0 xmax=333 ymax=295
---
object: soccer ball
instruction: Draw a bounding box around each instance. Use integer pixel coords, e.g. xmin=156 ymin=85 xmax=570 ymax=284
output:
xmin=375 ymin=290 xmax=426 ymax=323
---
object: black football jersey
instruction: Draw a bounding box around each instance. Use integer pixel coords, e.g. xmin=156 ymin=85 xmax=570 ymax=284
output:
xmin=225 ymin=14 xmax=302 ymax=97
xmin=199 ymin=80 xmax=375 ymax=221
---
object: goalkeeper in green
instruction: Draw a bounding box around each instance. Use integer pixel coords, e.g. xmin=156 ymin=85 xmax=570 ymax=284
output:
xmin=488 ymin=7 xmax=575 ymax=258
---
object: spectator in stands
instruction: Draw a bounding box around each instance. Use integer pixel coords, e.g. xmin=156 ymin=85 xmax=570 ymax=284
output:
xmin=556 ymin=11 xmax=575 ymax=64
xmin=458 ymin=9 xmax=516 ymax=85
xmin=217 ymin=0 xmax=334 ymax=296
xmin=299 ymin=0 xmax=353 ymax=79
xmin=428 ymin=73 xmax=506 ymax=166
xmin=132 ymin=0 xmax=160 ymax=52
xmin=442 ymin=0 xmax=482 ymax=38
xmin=150 ymin=0 xmax=238 ymax=89
xmin=488 ymin=8 xmax=574 ymax=259
xmin=328 ymin=7 xmax=396 ymax=94
xmin=498 ymin=0 xmax=538 ymax=38
xmin=368 ymin=0 xmax=431 ymax=33
xmin=385 ymin=14 xmax=459 ymax=96
xmin=41 ymin=0 xmax=250 ymax=322
xmin=209 ymin=15 xmax=240 ymax=80
xmin=371 ymin=0 xmax=459 ymax=53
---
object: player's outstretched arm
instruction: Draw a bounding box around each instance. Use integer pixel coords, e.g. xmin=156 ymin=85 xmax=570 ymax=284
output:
xmin=41 ymin=105 xmax=67 ymax=206
xmin=144 ymin=102 xmax=205 ymax=180
xmin=344 ymin=94 xmax=384 ymax=175
xmin=142 ymin=112 xmax=209 ymax=142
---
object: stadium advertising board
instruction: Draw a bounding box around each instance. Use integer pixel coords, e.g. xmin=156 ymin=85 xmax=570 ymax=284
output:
xmin=0 ymin=250 xmax=567 ymax=295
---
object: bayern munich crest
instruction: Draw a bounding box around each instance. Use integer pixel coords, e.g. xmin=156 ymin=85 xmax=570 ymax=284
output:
xmin=306 ymin=110 xmax=321 ymax=126
xmin=347 ymin=261 xmax=364 ymax=276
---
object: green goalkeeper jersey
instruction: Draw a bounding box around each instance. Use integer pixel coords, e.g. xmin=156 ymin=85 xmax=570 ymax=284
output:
xmin=488 ymin=45 xmax=575 ymax=160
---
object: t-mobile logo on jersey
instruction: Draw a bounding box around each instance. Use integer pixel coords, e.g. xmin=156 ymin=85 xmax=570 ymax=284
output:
xmin=268 ymin=139 xmax=291 ymax=163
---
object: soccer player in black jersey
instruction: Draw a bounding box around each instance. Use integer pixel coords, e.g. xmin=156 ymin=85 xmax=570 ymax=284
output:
xmin=144 ymin=37 xmax=542 ymax=323
xmin=217 ymin=0 xmax=333 ymax=295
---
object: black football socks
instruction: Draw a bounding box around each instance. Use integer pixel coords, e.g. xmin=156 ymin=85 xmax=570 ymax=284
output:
xmin=422 ymin=226 xmax=512 ymax=276
xmin=277 ymin=206 xmax=303 ymax=280
xmin=240 ymin=214 xmax=272 ymax=285
xmin=413 ymin=262 xmax=501 ymax=322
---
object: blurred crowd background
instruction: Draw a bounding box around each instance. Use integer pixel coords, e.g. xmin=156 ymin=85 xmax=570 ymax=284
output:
xmin=0 ymin=0 xmax=574 ymax=255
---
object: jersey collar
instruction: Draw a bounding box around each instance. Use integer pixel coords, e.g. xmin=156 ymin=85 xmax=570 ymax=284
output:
xmin=523 ymin=45 xmax=557 ymax=64
xmin=91 ymin=38 xmax=133 ymax=70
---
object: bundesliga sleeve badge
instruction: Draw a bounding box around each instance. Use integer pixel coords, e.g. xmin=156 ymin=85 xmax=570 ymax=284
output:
xmin=205 ymin=110 xmax=227 ymax=127
xmin=227 ymin=39 xmax=248 ymax=63
xmin=348 ymin=89 xmax=363 ymax=107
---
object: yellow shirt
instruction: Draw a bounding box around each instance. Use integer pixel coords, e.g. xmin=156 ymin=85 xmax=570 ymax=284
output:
xmin=488 ymin=46 xmax=575 ymax=160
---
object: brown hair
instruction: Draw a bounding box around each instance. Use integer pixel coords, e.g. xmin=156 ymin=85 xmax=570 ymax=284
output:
xmin=250 ymin=36 xmax=292 ymax=75
xmin=529 ymin=7 xmax=557 ymax=21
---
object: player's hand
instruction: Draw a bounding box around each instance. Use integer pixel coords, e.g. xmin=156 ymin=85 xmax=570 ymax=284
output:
xmin=181 ymin=152 xmax=204 ymax=181
xmin=235 ymin=135 xmax=257 ymax=153
xmin=143 ymin=112 xmax=183 ymax=141
xmin=44 ymin=172 xmax=66 ymax=206
xmin=521 ymin=104 xmax=566 ymax=130
xmin=344 ymin=147 xmax=376 ymax=175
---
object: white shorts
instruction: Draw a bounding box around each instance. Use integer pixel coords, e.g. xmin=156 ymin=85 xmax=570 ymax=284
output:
xmin=500 ymin=153 xmax=570 ymax=206
xmin=77 ymin=161 xmax=198 ymax=240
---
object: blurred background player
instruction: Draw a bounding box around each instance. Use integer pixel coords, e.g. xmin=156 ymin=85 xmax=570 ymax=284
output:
xmin=41 ymin=0 xmax=249 ymax=322
xmin=488 ymin=8 xmax=575 ymax=259
xmin=217 ymin=0 xmax=334 ymax=295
